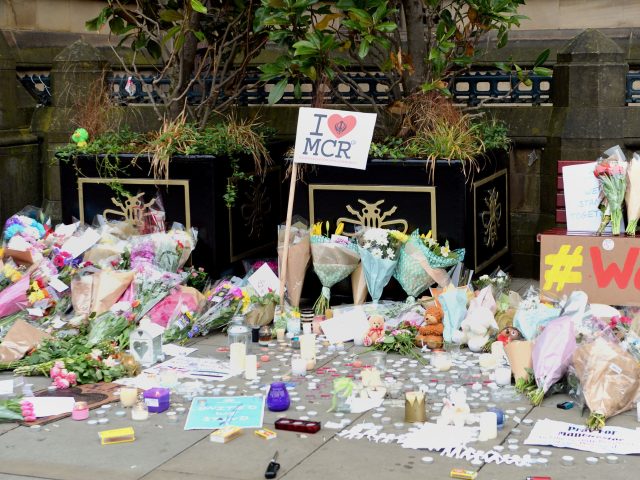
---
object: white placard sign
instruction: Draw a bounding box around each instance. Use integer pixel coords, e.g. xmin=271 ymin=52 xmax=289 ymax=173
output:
xmin=293 ymin=107 xmax=377 ymax=170
xmin=247 ymin=263 xmax=280 ymax=296
xmin=562 ymin=162 xmax=602 ymax=232
xmin=320 ymin=306 xmax=369 ymax=344
xmin=524 ymin=418 xmax=640 ymax=454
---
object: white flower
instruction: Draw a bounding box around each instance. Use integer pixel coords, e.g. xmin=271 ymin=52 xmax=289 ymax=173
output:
xmin=480 ymin=274 xmax=489 ymax=281
xmin=364 ymin=242 xmax=372 ymax=249
xmin=497 ymin=277 xmax=505 ymax=284
xmin=428 ymin=238 xmax=437 ymax=247
xmin=371 ymin=248 xmax=383 ymax=258
xmin=386 ymin=248 xmax=395 ymax=258
xmin=90 ymin=349 xmax=102 ymax=361
xmin=103 ymin=357 xmax=118 ymax=368
xmin=441 ymin=245 xmax=450 ymax=257
xmin=364 ymin=228 xmax=389 ymax=246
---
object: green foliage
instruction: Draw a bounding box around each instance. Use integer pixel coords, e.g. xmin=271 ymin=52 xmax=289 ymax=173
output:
xmin=255 ymin=0 xmax=398 ymax=105
xmin=473 ymin=118 xmax=511 ymax=152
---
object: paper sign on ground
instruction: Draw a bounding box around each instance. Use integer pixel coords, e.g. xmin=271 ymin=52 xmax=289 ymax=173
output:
xmin=0 ymin=379 xmax=14 ymax=395
xmin=320 ymin=306 xmax=369 ymax=344
xmin=524 ymin=418 xmax=640 ymax=454
xmin=563 ymin=162 xmax=603 ymax=232
xmin=293 ymin=107 xmax=377 ymax=170
xmin=162 ymin=344 xmax=197 ymax=357
xmin=145 ymin=356 xmax=232 ymax=381
xmin=184 ymin=396 xmax=265 ymax=430
xmin=23 ymin=397 xmax=75 ymax=418
xmin=247 ymin=263 xmax=280 ymax=296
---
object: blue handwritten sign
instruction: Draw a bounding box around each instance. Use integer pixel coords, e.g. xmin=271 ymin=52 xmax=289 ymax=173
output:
xmin=184 ymin=396 xmax=265 ymax=430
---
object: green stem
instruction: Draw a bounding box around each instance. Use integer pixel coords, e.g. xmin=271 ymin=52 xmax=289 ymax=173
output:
xmin=626 ymin=218 xmax=638 ymax=236
xmin=611 ymin=209 xmax=622 ymax=235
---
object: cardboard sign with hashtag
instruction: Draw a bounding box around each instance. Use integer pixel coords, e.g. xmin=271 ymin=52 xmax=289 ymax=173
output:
xmin=540 ymin=232 xmax=640 ymax=306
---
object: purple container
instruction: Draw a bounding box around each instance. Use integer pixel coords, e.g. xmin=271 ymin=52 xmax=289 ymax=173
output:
xmin=266 ymin=382 xmax=290 ymax=412
xmin=143 ymin=387 xmax=171 ymax=413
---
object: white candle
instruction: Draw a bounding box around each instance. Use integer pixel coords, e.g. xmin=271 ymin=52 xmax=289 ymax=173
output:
xmin=120 ymin=387 xmax=138 ymax=408
xmin=244 ymin=355 xmax=258 ymax=380
xmin=291 ymin=355 xmax=306 ymax=376
xmin=479 ymin=353 xmax=498 ymax=370
xmin=302 ymin=322 xmax=312 ymax=334
xmin=431 ymin=352 xmax=452 ymax=372
xmin=300 ymin=334 xmax=316 ymax=363
xmin=478 ymin=412 xmax=497 ymax=441
xmin=276 ymin=328 xmax=286 ymax=342
xmin=229 ymin=342 xmax=246 ymax=374
xmin=494 ymin=367 xmax=512 ymax=386
xmin=491 ymin=341 xmax=505 ymax=359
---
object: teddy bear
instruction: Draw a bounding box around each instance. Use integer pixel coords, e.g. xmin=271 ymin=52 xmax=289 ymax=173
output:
xmin=363 ymin=315 xmax=385 ymax=347
xmin=415 ymin=304 xmax=444 ymax=349
xmin=452 ymin=306 xmax=499 ymax=352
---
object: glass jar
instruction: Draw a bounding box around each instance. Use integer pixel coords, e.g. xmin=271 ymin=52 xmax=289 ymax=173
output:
xmin=258 ymin=325 xmax=272 ymax=346
xmin=266 ymin=382 xmax=290 ymax=412
xmin=371 ymin=351 xmax=387 ymax=372
xmin=227 ymin=315 xmax=251 ymax=353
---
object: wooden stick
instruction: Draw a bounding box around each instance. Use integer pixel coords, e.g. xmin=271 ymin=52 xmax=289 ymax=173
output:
xmin=279 ymin=163 xmax=299 ymax=307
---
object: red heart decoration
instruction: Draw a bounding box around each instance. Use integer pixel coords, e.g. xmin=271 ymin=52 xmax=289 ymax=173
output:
xmin=327 ymin=114 xmax=357 ymax=138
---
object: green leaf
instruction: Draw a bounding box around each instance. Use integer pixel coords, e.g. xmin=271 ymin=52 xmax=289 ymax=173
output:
xmin=162 ymin=25 xmax=181 ymax=45
xmin=108 ymin=17 xmax=126 ymax=35
xmin=147 ymin=40 xmax=162 ymax=59
xmin=268 ymin=78 xmax=288 ymax=105
xmin=358 ymin=40 xmax=370 ymax=59
xmin=194 ymin=30 xmax=205 ymax=42
xmin=532 ymin=66 xmax=552 ymax=76
xmin=190 ymin=0 xmax=208 ymax=14
xmin=294 ymin=81 xmax=302 ymax=99
xmin=534 ymin=48 xmax=550 ymax=67
xmin=159 ymin=9 xmax=183 ymax=22
xmin=376 ymin=21 xmax=397 ymax=33
xmin=495 ymin=61 xmax=510 ymax=72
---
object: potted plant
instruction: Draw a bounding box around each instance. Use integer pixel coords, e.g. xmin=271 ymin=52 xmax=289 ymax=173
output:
xmin=57 ymin=1 xmax=284 ymax=276
xmin=256 ymin=0 xmax=548 ymax=273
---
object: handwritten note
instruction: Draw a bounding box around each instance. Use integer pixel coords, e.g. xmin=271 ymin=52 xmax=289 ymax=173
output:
xmin=247 ymin=263 xmax=280 ymax=296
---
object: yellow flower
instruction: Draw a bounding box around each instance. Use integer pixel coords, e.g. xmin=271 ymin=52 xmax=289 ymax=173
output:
xmin=441 ymin=244 xmax=451 ymax=257
xmin=426 ymin=230 xmax=433 ymax=239
xmin=241 ymin=291 xmax=251 ymax=313
xmin=335 ymin=222 xmax=345 ymax=235
xmin=389 ymin=230 xmax=409 ymax=243
xmin=28 ymin=290 xmax=45 ymax=304
xmin=312 ymin=222 xmax=322 ymax=236
xmin=10 ymin=272 xmax=21 ymax=282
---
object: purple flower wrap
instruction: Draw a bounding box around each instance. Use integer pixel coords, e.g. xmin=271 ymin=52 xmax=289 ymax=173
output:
xmin=532 ymin=315 xmax=577 ymax=394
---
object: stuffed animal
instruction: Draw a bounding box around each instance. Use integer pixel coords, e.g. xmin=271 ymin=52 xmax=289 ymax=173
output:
xmin=452 ymin=306 xmax=499 ymax=352
xmin=415 ymin=304 xmax=444 ymax=348
xmin=71 ymin=128 xmax=89 ymax=148
xmin=496 ymin=326 xmax=523 ymax=345
xmin=363 ymin=315 xmax=385 ymax=347
xmin=438 ymin=387 xmax=471 ymax=427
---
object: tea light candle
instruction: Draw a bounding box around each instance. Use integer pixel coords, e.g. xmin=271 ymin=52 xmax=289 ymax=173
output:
xmin=490 ymin=341 xmax=505 ymax=358
xmin=72 ymin=402 xmax=89 ymax=421
xmin=494 ymin=367 xmax=512 ymax=386
xmin=276 ymin=328 xmax=286 ymax=342
xmin=229 ymin=342 xmax=246 ymax=374
xmin=245 ymin=355 xmax=258 ymax=380
xmin=131 ymin=402 xmax=149 ymax=421
xmin=120 ymin=387 xmax=138 ymax=408
xmin=479 ymin=353 xmax=498 ymax=370
xmin=431 ymin=352 xmax=452 ymax=372
xmin=291 ymin=355 xmax=306 ymax=376
xmin=478 ymin=412 xmax=498 ymax=441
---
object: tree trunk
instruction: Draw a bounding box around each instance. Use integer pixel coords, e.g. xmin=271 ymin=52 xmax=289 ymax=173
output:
xmin=402 ymin=0 xmax=427 ymax=94
xmin=169 ymin=11 xmax=201 ymax=120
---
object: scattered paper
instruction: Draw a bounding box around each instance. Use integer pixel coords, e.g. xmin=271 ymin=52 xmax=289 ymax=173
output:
xmin=23 ymin=397 xmax=75 ymax=418
xmin=26 ymin=308 xmax=43 ymax=317
xmin=48 ymin=277 xmax=69 ymax=293
xmin=524 ymin=418 xmax=640 ymax=455
xmin=61 ymin=228 xmax=101 ymax=259
xmin=399 ymin=422 xmax=478 ymax=450
xmin=162 ymin=344 xmax=197 ymax=357
xmin=144 ymin=356 xmax=232 ymax=381
xmin=247 ymin=263 xmax=280 ymax=296
xmin=0 ymin=379 xmax=14 ymax=395
xmin=55 ymin=222 xmax=80 ymax=238
xmin=320 ymin=306 xmax=369 ymax=344
xmin=347 ymin=395 xmax=384 ymax=414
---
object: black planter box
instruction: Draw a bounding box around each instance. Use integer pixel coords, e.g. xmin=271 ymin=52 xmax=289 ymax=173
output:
xmin=59 ymin=153 xmax=283 ymax=276
xmin=291 ymin=152 xmax=510 ymax=304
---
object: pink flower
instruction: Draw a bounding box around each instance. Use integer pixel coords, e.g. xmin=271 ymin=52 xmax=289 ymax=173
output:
xmin=54 ymin=360 xmax=65 ymax=369
xmin=49 ymin=366 xmax=61 ymax=378
xmin=54 ymin=377 xmax=70 ymax=389
xmin=66 ymin=372 xmax=77 ymax=385
xmin=60 ymin=369 xmax=69 ymax=378
xmin=620 ymin=316 xmax=633 ymax=325
xmin=24 ymin=415 xmax=36 ymax=422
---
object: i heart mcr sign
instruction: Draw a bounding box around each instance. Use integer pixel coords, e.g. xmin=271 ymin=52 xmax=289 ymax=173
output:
xmin=293 ymin=107 xmax=377 ymax=170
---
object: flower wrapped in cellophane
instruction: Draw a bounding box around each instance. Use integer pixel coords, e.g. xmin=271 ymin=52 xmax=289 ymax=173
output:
xmin=310 ymin=222 xmax=360 ymax=315
xmin=129 ymin=226 xmax=196 ymax=273
xmin=394 ymin=230 xmax=463 ymax=297
xmin=625 ymin=152 xmax=640 ymax=235
xmin=277 ymin=220 xmax=310 ymax=308
xmin=594 ymin=145 xmax=627 ymax=235
xmin=573 ymin=336 xmax=640 ymax=430
xmin=357 ymin=228 xmax=402 ymax=303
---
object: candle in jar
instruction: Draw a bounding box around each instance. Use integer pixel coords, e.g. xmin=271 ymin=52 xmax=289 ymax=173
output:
xmin=491 ymin=341 xmax=505 ymax=359
xmin=276 ymin=328 xmax=286 ymax=342
xmin=131 ymin=402 xmax=149 ymax=421
xmin=245 ymin=355 xmax=258 ymax=380
xmin=431 ymin=352 xmax=452 ymax=372
xmin=300 ymin=334 xmax=316 ymax=363
xmin=478 ymin=412 xmax=498 ymax=441
xmin=494 ymin=367 xmax=512 ymax=386
xmin=479 ymin=353 xmax=498 ymax=370
xmin=229 ymin=342 xmax=246 ymax=374
xmin=120 ymin=387 xmax=138 ymax=408
xmin=291 ymin=355 xmax=306 ymax=376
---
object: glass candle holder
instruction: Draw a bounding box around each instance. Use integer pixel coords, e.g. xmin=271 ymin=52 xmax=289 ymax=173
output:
xmin=266 ymin=382 xmax=290 ymax=412
xmin=120 ymin=387 xmax=139 ymax=408
xmin=371 ymin=351 xmax=387 ymax=372
xmin=131 ymin=399 xmax=149 ymax=421
xmin=259 ymin=325 xmax=272 ymax=346
xmin=431 ymin=351 xmax=452 ymax=372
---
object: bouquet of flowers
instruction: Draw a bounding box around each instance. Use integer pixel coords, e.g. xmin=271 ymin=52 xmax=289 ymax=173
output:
xmin=0 ymin=275 xmax=30 ymax=318
xmin=521 ymin=316 xmax=577 ymax=405
xmin=357 ymin=228 xmax=402 ymax=303
xmin=395 ymin=230 xmax=464 ymax=297
xmin=129 ymin=227 xmax=196 ymax=273
xmin=278 ymin=221 xmax=310 ymax=308
xmin=2 ymin=206 xmax=50 ymax=264
xmin=594 ymin=145 xmax=627 ymax=235
xmin=367 ymin=322 xmax=423 ymax=362
xmin=310 ymin=222 xmax=360 ymax=315
xmin=86 ymin=310 xmax=134 ymax=347
xmin=0 ymin=399 xmax=26 ymax=423
xmin=0 ymin=258 xmax=26 ymax=291
xmin=625 ymin=152 xmax=640 ymax=235
xmin=573 ymin=336 xmax=640 ymax=430
xmin=513 ymin=287 xmax=560 ymax=340
xmin=147 ymin=285 xmax=204 ymax=328
xmin=130 ymin=265 xmax=185 ymax=321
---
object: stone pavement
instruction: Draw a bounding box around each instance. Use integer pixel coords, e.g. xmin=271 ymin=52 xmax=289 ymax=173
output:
xmin=1 ymin=328 xmax=639 ymax=480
